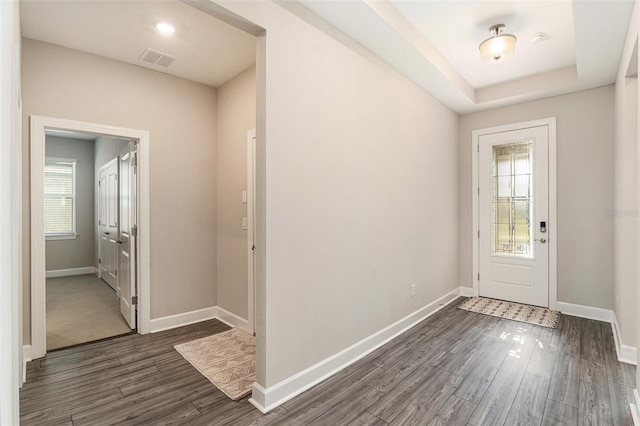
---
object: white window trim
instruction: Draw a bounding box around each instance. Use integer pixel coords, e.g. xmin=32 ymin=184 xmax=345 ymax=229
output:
xmin=44 ymin=157 xmax=78 ymax=240
xmin=45 ymin=234 xmax=78 ymax=241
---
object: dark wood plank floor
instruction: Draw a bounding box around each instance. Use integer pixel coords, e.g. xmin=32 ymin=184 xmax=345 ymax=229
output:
xmin=21 ymin=298 xmax=636 ymax=425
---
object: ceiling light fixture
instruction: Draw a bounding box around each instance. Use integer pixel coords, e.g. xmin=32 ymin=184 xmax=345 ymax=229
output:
xmin=479 ymin=24 xmax=517 ymax=62
xmin=155 ymin=22 xmax=175 ymax=35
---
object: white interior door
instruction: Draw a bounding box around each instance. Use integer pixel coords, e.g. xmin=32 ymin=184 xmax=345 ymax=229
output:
xmin=118 ymin=142 xmax=137 ymax=329
xmin=98 ymin=158 xmax=118 ymax=291
xmin=479 ymin=125 xmax=549 ymax=307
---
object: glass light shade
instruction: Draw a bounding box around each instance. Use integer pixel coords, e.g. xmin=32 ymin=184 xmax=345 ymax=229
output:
xmin=479 ymin=33 xmax=517 ymax=62
xmin=155 ymin=22 xmax=175 ymax=34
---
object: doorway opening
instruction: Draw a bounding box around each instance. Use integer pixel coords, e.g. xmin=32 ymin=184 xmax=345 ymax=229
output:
xmin=44 ymin=131 xmax=135 ymax=350
xmin=30 ymin=116 xmax=151 ymax=359
xmin=472 ymin=118 xmax=558 ymax=309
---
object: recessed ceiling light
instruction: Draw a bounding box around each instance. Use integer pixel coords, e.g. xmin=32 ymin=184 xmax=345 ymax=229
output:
xmin=155 ymin=22 xmax=175 ymax=35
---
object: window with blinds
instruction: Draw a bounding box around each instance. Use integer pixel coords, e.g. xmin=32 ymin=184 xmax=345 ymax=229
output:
xmin=44 ymin=158 xmax=77 ymax=238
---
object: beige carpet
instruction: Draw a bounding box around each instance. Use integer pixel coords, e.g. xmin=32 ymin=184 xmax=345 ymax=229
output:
xmin=458 ymin=297 xmax=560 ymax=329
xmin=174 ymin=328 xmax=255 ymax=400
xmin=46 ymin=274 xmax=132 ymax=350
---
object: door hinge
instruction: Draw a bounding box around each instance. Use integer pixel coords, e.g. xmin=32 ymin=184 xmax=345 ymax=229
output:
xmin=98 ymin=258 xmax=101 ymax=264
xmin=132 ymin=296 xmax=138 ymax=305
xmin=131 ymin=224 xmax=138 ymax=237
xmin=115 ymin=269 xmax=117 ymax=276
xmin=477 ymin=187 xmax=480 ymax=196
xmin=478 ymin=273 xmax=480 ymax=280
xmin=477 ymin=144 xmax=480 ymax=152
xmin=478 ymin=230 xmax=480 ymax=238
xmin=132 ymin=154 xmax=137 ymax=168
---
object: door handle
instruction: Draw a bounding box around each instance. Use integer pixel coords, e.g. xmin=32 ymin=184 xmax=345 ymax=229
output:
xmin=535 ymin=238 xmax=547 ymax=243
xmin=116 ymin=240 xmax=124 ymax=244
xmin=104 ymin=232 xmax=110 ymax=235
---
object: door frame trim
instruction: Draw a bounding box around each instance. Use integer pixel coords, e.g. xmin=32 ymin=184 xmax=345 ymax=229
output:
xmin=30 ymin=115 xmax=151 ymax=359
xmin=471 ymin=117 xmax=557 ymax=310
xmin=247 ymin=129 xmax=256 ymax=335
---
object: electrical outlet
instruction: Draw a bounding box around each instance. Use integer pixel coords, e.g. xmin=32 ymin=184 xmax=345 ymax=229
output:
xmin=411 ymin=284 xmax=416 ymax=297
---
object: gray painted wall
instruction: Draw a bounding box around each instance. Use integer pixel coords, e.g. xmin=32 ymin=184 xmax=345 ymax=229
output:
xmin=44 ymin=135 xmax=95 ymax=271
xmin=216 ymin=66 xmax=256 ymax=320
xmin=214 ymin=2 xmax=460 ymax=388
xmin=22 ymin=38 xmax=218 ymax=343
xmin=459 ymin=86 xmax=615 ymax=309
xmin=95 ymin=136 xmax=129 ymax=171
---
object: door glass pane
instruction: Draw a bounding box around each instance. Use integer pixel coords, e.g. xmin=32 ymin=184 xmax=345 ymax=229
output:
xmin=494 ymin=202 xmax=510 ymax=224
xmin=514 ymin=175 xmax=529 ymax=197
xmin=514 ymin=201 xmax=529 ymax=224
xmin=492 ymin=141 xmax=533 ymax=257
xmin=497 ymin=176 xmax=511 ymax=197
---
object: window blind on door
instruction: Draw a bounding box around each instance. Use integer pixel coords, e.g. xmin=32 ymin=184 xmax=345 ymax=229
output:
xmin=44 ymin=158 xmax=77 ymax=236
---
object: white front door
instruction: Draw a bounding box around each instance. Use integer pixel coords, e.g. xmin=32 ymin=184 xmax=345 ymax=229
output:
xmin=98 ymin=158 xmax=118 ymax=291
xmin=118 ymin=142 xmax=137 ymax=329
xmin=478 ymin=125 xmax=549 ymax=307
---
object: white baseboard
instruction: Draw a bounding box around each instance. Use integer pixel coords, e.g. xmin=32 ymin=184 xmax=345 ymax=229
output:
xmin=612 ymin=313 xmax=637 ymax=365
xmin=618 ymin=342 xmax=637 ymax=365
xmin=22 ymin=345 xmax=32 ymax=384
xmin=556 ymin=301 xmax=613 ymax=322
xmin=214 ymin=306 xmax=249 ymax=332
xmin=149 ymin=307 xmax=218 ymax=333
xmin=249 ymin=286 xmax=466 ymax=414
xmin=148 ymin=306 xmax=251 ymax=334
xmin=459 ymin=286 xmax=473 ymax=297
xmin=45 ymin=266 xmax=97 ymax=278
xmin=249 ymin=383 xmax=268 ymax=413
xmin=631 ymin=389 xmax=640 ymax=426
xmin=557 ymin=303 xmax=637 ymax=365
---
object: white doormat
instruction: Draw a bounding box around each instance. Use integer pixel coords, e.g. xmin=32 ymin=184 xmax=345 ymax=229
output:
xmin=458 ymin=297 xmax=560 ymax=329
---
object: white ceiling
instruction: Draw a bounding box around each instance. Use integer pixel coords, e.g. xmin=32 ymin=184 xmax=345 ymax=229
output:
xmin=20 ymin=0 xmax=256 ymax=88
xmin=300 ymin=0 xmax=635 ymax=113
xmin=393 ymin=1 xmax=577 ymax=89
xmin=20 ymin=1 xmax=635 ymax=113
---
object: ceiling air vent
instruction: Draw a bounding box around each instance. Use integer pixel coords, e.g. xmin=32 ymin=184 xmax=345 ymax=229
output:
xmin=139 ymin=48 xmax=175 ymax=68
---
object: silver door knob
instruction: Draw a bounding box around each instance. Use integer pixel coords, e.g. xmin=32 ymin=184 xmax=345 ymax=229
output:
xmin=535 ymin=238 xmax=547 ymax=243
